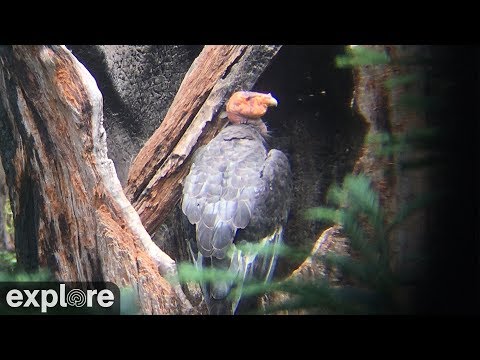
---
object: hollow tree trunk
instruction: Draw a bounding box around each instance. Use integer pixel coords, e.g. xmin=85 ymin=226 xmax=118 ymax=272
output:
xmin=67 ymin=45 xmax=203 ymax=186
xmin=0 ymin=45 xmax=281 ymax=314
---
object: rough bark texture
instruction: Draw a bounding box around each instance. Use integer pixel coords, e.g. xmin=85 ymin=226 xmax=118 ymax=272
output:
xmin=351 ymin=45 xmax=430 ymax=311
xmin=126 ymin=45 xmax=282 ymax=235
xmin=0 ymin=45 xmax=190 ymax=314
xmin=66 ymin=45 xmax=202 ymax=186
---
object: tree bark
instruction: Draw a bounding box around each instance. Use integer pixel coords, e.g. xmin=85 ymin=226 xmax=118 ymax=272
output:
xmin=266 ymin=45 xmax=432 ymax=313
xmin=67 ymin=45 xmax=202 ymax=186
xmin=126 ymin=45 xmax=282 ymax=234
xmin=0 ymin=45 xmax=191 ymax=314
xmin=352 ymin=45 xmax=430 ymax=311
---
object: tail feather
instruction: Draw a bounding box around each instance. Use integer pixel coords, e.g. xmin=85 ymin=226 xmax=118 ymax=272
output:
xmin=260 ymin=226 xmax=283 ymax=283
xmin=199 ymin=226 xmax=284 ymax=315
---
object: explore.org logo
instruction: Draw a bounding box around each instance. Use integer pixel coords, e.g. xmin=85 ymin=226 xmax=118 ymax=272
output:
xmin=0 ymin=282 xmax=120 ymax=314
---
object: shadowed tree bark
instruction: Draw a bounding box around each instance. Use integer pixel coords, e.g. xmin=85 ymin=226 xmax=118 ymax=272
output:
xmin=351 ymin=45 xmax=431 ymax=311
xmin=0 ymin=45 xmax=190 ymax=314
xmin=67 ymin=45 xmax=203 ymax=186
xmin=126 ymin=45 xmax=282 ymax=234
xmin=266 ymin=45 xmax=436 ymax=313
xmin=0 ymin=44 xmax=281 ymax=314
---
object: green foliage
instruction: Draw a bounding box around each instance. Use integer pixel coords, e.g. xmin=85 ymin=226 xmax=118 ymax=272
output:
xmin=174 ymin=176 xmax=405 ymax=314
xmin=0 ymin=268 xmax=52 ymax=282
xmin=0 ymin=250 xmax=16 ymax=273
xmin=176 ymin=242 xmax=312 ymax=294
xmin=389 ymin=193 xmax=436 ymax=231
xmin=0 ymin=199 xmax=16 ymax=273
xmin=238 ymin=171 xmax=433 ymax=314
xmin=233 ymin=174 xmax=403 ymax=314
xmin=243 ymin=277 xmax=367 ymax=314
xmin=367 ymin=127 xmax=444 ymax=170
xmin=119 ymin=287 xmax=141 ymax=315
xmin=178 ymin=262 xmax=242 ymax=285
xmin=384 ymin=73 xmax=420 ymax=90
xmin=3 ymin=198 xmax=14 ymax=235
xmin=234 ymin=241 xmax=310 ymax=263
xmin=301 ymin=174 xmax=396 ymax=312
xmin=398 ymin=94 xmax=440 ymax=111
xmin=336 ymin=46 xmax=390 ymax=68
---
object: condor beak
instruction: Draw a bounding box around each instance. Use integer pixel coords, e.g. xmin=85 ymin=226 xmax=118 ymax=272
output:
xmin=265 ymin=93 xmax=278 ymax=107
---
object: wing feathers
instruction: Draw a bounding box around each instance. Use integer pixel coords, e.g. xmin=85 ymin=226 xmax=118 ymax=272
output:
xmin=233 ymin=200 xmax=251 ymax=229
xmin=181 ymin=124 xmax=291 ymax=314
xmin=212 ymin=222 xmax=235 ymax=259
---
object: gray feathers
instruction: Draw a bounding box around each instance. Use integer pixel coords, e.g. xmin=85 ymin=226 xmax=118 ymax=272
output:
xmin=182 ymin=125 xmax=267 ymax=258
xmin=233 ymin=200 xmax=251 ymax=229
xmin=181 ymin=123 xmax=292 ymax=314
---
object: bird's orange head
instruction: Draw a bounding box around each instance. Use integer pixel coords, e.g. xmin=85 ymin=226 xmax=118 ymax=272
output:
xmin=226 ymin=91 xmax=278 ymax=126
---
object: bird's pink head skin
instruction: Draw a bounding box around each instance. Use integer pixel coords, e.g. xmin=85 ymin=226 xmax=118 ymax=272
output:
xmin=226 ymin=91 xmax=278 ymax=136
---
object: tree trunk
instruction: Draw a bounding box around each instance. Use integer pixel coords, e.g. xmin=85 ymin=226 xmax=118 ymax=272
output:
xmin=67 ymin=45 xmax=203 ymax=186
xmin=0 ymin=45 xmax=189 ymax=314
xmin=352 ymin=45 xmax=431 ymax=311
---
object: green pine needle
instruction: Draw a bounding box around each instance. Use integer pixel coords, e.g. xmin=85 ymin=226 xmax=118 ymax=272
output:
xmin=384 ymin=73 xmax=420 ymax=90
xmin=336 ymin=46 xmax=390 ymax=68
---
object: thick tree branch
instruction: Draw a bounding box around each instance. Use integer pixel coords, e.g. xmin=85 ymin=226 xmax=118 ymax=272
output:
xmin=126 ymin=45 xmax=282 ymax=234
xmin=0 ymin=45 xmax=192 ymax=314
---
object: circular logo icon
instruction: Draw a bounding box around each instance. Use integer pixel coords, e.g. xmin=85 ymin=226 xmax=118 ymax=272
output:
xmin=66 ymin=289 xmax=86 ymax=307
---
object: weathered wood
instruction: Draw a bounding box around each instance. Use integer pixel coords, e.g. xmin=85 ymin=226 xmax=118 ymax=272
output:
xmin=0 ymin=45 xmax=192 ymax=314
xmin=125 ymin=46 xmax=247 ymax=201
xmin=126 ymin=45 xmax=282 ymax=234
xmin=352 ymin=45 xmax=430 ymax=311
